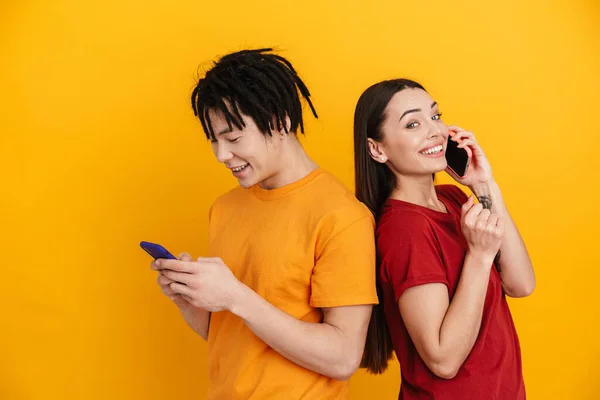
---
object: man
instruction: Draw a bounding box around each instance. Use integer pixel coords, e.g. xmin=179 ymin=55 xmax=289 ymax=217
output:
xmin=152 ymin=48 xmax=377 ymax=399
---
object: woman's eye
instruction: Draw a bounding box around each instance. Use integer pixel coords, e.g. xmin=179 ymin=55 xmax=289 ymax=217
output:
xmin=432 ymin=113 xmax=442 ymax=121
xmin=407 ymin=121 xmax=419 ymax=129
xmin=228 ymin=137 xmax=241 ymax=143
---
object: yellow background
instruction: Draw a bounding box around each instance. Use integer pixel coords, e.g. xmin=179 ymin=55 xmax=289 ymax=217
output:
xmin=1 ymin=0 xmax=599 ymax=398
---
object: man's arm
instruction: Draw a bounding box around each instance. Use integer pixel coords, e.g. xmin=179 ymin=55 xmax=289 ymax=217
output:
xmin=231 ymin=285 xmax=372 ymax=381
xmin=179 ymin=305 xmax=210 ymax=341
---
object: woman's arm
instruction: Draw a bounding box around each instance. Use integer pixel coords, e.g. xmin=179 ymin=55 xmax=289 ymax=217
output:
xmin=471 ymin=180 xmax=536 ymax=297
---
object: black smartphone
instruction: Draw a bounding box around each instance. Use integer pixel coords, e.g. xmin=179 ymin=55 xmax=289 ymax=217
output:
xmin=445 ymin=136 xmax=470 ymax=178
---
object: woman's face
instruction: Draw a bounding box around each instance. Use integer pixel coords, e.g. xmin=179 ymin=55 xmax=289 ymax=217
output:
xmin=369 ymin=88 xmax=449 ymax=177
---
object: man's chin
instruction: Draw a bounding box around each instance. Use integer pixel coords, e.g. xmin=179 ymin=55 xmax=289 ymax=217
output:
xmin=237 ymin=176 xmax=258 ymax=189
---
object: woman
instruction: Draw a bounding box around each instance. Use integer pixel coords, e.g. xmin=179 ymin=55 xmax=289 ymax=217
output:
xmin=355 ymin=79 xmax=535 ymax=399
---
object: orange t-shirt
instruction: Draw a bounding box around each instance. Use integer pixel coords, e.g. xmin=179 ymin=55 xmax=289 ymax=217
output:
xmin=206 ymin=168 xmax=378 ymax=399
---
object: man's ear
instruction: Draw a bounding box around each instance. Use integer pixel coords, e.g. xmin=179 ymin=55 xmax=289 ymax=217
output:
xmin=272 ymin=114 xmax=292 ymax=138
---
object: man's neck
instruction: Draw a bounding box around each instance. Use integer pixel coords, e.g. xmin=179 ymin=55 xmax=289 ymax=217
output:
xmin=259 ymin=136 xmax=318 ymax=190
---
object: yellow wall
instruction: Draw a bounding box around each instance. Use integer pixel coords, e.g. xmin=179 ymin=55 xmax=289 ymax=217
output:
xmin=2 ymin=0 xmax=599 ymax=398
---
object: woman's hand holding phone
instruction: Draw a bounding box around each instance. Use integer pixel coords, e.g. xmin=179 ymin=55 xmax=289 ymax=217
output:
xmin=446 ymin=126 xmax=494 ymax=189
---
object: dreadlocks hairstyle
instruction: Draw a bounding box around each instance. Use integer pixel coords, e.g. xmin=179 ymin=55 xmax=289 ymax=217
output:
xmin=191 ymin=48 xmax=318 ymax=140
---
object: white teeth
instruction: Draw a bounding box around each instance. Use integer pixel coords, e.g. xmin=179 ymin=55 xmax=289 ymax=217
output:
xmin=421 ymin=145 xmax=443 ymax=155
xmin=232 ymin=164 xmax=248 ymax=172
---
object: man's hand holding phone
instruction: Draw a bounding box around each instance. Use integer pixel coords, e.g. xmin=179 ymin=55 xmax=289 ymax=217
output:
xmin=150 ymin=253 xmax=243 ymax=313
xmin=154 ymin=252 xmax=194 ymax=308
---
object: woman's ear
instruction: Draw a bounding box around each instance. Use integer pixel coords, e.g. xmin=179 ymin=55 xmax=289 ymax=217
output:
xmin=368 ymin=138 xmax=388 ymax=163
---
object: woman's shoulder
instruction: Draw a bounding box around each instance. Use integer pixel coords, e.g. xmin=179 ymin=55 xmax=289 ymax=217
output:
xmin=436 ymin=184 xmax=468 ymax=206
xmin=377 ymin=206 xmax=436 ymax=241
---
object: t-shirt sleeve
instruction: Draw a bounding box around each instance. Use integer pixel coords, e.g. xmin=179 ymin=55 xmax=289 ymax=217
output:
xmin=379 ymin=211 xmax=449 ymax=302
xmin=309 ymin=207 xmax=379 ymax=308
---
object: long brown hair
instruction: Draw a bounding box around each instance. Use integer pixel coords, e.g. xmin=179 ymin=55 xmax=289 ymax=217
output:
xmin=354 ymin=79 xmax=426 ymax=374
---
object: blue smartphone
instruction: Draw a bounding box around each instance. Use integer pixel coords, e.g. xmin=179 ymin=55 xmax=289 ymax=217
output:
xmin=140 ymin=241 xmax=177 ymax=260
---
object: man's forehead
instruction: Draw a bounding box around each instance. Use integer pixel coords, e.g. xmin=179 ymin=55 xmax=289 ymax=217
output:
xmin=206 ymin=107 xmax=245 ymax=135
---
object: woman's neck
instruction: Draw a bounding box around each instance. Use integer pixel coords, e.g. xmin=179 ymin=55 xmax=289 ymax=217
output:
xmin=390 ymin=174 xmax=447 ymax=213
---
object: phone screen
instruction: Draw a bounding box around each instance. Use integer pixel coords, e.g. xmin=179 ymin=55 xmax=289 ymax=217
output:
xmin=445 ymin=136 xmax=470 ymax=177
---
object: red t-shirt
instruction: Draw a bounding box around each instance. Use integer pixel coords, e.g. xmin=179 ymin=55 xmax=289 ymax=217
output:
xmin=377 ymin=185 xmax=525 ymax=400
